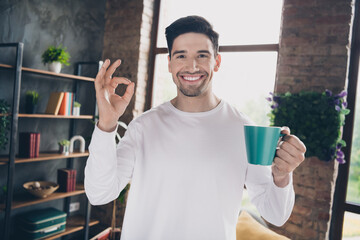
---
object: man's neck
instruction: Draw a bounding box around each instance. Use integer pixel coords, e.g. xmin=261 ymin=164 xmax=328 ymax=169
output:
xmin=170 ymin=93 xmax=221 ymax=113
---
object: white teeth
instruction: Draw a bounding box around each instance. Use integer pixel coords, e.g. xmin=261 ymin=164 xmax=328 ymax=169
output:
xmin=183 ymin=76 xmax=201 ymax=81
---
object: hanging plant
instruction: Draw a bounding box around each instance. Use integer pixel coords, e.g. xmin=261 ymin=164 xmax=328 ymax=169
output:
xmin=267 ymin=90 xmax=350 ymax=164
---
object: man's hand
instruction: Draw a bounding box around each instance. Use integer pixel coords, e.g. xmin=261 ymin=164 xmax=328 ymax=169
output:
xmin=95 ymin=59 xmax=135 ymax=132
xmin=272 ymin=127 xmax=306 ymax=188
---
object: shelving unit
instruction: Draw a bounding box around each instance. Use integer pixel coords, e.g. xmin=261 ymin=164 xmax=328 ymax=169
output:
xmin=0 ymin=42 xmax=100 ymax=240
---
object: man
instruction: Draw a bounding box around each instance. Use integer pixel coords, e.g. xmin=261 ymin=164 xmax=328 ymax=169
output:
xmin=85 ymin=16 xmax=306 ymax=240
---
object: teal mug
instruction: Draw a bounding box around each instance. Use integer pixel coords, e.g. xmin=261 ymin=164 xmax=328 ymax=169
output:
xmin=244 ymin=125 xmax=285 ymax=166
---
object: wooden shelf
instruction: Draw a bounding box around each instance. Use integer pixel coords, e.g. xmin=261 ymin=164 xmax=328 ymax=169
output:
xmin=47 ymin=215 xmax=100 ymax=240
xmin=0 ymin=63 xmax=95 ymax=82
xmin=0 ymin=184 xmax=85 ymax=210
xmin=19 ymin=113 xmax=94 ymax=119
xmin=0 ymin=113 xmax=94 ymax=119
xmin=0 ymin=151 xmax=89 ymax=165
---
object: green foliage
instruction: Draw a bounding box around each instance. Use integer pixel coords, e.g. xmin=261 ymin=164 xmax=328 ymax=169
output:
xmin=0 ymin=100 xmax=10 ymax=150
xmin=118 ymin=184 xmax=130 ymax=204
xmin=41 ymin=45 xmax=70 ymax=66
xmin=26 ymin=90 xmax=39 ymax=105
xmin=58 ymin=139 xmax=70 ymax=146
xmin=267 ymin=90 xmax=350 ymax=163
xmin=74 ymin=101 xmax=81 ymax=107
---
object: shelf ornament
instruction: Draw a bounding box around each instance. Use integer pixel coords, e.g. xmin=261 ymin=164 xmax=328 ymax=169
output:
xmin=69 ymin=135 xmax=85 ymax=153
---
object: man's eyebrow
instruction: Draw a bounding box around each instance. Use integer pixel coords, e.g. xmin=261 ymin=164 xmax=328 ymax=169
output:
xmin=172 ymin=50 xmax=186 ymax=56
xmin=198 ymin=50 xmax=211 ymax=54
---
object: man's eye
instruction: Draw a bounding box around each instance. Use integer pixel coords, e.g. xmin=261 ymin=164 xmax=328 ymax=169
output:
xmin=198 ymin=54 xmax=208 ymax=58
xmin=176 ymin=55 xmax=185 ymax=59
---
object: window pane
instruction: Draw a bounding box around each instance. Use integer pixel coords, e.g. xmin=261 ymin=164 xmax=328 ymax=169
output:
xmin=346 ymin=63 xmax=360 ymax=205
xmin=157 ymin=0 xmax=283 ymax=47
xmin=342 ymin=211 xmax=360 ymax=239
xmin=152 ymin=54 xmax=176 ymax=107
xmin=213 ymin=52 xmax=278 ymax=126
xmin=152 ymin=52 xmax=277 ymax=127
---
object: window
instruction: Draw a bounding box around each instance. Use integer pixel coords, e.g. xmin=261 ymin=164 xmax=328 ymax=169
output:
xmin=149 ymin=0 xmax=283 ymax=213
xmin=331 ymin=1 xmax=360 ymax=238
xmin=151 ymin=0 xmax=283 ymax=126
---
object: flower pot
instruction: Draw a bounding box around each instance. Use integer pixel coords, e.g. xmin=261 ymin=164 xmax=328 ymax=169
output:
xmin=48 ymin=62 xmax=62 ymax=73
xmin=25 ymin=95 xmax=37 ymax=114
xmin=59 ymin=145 xmax=69 ymax=155
xmin=73 ymin=107 xmax=80 ymax=116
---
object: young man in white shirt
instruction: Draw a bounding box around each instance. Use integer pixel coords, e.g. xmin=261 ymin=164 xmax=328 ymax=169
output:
xmin=85 ymin=16 xmax=306 ymax=240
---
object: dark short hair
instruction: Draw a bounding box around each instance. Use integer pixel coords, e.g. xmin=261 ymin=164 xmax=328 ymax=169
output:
xmin=165 ymin=15 xmax=219 ymax=58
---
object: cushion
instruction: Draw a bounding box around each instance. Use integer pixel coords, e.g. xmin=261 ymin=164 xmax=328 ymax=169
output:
xmin=236 ymin=211 xmax=290 ymax=240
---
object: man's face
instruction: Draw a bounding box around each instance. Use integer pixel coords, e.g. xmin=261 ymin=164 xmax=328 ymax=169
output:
xmin=168 ymin=32 xmax=221 ymax=98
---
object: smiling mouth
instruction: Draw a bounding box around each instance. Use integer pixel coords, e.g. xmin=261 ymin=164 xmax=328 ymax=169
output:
xmin=179 ymin=74 xmax=206 ymax=83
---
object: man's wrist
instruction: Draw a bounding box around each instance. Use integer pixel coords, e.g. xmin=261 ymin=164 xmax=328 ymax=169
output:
xmin=273 ymin=173 xmax=290 ymax=188
xmin=97 ymin=121 xmax=117 ymax=132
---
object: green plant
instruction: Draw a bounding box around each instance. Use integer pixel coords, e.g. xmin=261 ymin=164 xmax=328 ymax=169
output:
xmin=26 ymin=90 xmax=39 ymax=105
xmin=41 ymin=45 xmax=70 ymax=66
xmin=0 ymin=100 xmax=10 ymax=150
xmin=58 ymin=139 xmax=70 ymax=146
xmin=267 ymin=90 xmax=350 ymax=164
xmin=74 ymin=101 xmax=81 ymax=107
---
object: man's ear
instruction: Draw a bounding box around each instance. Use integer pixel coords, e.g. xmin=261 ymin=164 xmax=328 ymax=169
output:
xmin=214 ymin=54 xmax=221 ymax=72
xmin=168 ymin=55 xmax=171 ymax=73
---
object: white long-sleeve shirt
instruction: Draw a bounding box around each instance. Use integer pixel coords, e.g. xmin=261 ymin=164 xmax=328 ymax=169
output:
xmin=85 ymin=100 xmax=295 ymax=240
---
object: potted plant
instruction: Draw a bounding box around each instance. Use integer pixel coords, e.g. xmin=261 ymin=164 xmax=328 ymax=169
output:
xmin=25 ymin=90 xmax=39 ymax=114
xmin=0 ymin=99 xmax=10 ymax=150
xmin=73 ymin=101 xmax=81 ymax=116
xmin=58 ymin=139 xmax=70 ymax=155
xmin=41 ymin=45 xmax=70 ymax=73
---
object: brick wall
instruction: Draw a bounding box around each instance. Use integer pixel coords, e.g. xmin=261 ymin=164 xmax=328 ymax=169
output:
xmin=101 ymin=0 xmax=152 ymax=125
xmin=270 ymin=0 xmax=354 ymax=239
xmin=92 ymin=0 xmax=154 ymax=230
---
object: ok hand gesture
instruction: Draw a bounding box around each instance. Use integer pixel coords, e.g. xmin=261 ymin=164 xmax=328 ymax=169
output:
xmin=94 ymin=59 xmax=135 ymax=132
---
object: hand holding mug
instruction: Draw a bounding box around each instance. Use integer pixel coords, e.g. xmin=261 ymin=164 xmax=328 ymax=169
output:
xmin=272 ymin=127 xmax=306 ymax=187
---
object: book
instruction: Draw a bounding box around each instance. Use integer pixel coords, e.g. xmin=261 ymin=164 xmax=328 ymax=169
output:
xmin=34 ymin=133 xmax=40 ymax=157
xmin=57 ymin=168 xmax=77 ymax=192
xmin=45 ymin=92 xmax=64 ymax=115
xmin=72 ymin=169 xmax=77 ymax=191
xmin=19 ymin=132 xmax=39 ymax=158
xmin=19 ymin=132 xmax=31 ymax=158
xmin=58 ymin=92 xmax=69 ymax=116
xmin=57 ymin=168 xmax=71 ymax=192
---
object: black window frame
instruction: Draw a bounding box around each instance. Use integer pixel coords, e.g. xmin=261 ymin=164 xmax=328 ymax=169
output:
xmin=330 ymin=0 xmax=360 ymax=239
xmin=145 ymin=0 xmax=280 ymax=111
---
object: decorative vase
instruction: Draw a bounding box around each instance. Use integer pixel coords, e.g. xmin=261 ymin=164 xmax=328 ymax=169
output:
xmin=48 ymin=62 xmax=62 ymax=73
xmin=59 ymin=145 xmax=69 ymax=155
xmin=73 ymin=107 xmax=80 ymax=116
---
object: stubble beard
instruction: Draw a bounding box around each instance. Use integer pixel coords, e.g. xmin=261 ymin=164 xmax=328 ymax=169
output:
xmin=176 ymin=72 xmax=209 ymax=97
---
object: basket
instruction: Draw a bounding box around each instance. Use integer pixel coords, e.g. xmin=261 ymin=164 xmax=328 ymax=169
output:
xmin=23 ymin=181 xmax=59 ymax=198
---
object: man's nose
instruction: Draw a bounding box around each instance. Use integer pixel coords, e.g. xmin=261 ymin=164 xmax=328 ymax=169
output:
xmin=185 ymin=58 xmax=200 ymax=72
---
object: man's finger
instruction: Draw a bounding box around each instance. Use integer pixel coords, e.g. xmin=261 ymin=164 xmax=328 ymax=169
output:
xmin=95 ymin=59 xmax=110 ymax=83
xmin=280 ymin=126 xmax=290 ymax=135
xmin=94 ymin=59 xmax=110 ymax=90
xmin=109 ymin=77 xmax=131 ymax=90
xmin=122 ymin=82 xmax=135 ymax=103
xmin=105 ymin=59 xmax=121 ymax=85
xmin=283 ymin=135 xmax=307 ymax=153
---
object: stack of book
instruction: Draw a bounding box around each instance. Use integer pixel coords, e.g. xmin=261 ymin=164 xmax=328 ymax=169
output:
xmin=19 ymin=132 xmax=40 ymax=158
xmin=45 ymin=92 xmax=75 ymax=116
xmin=57 ymin=168 xmax=77 ymax=192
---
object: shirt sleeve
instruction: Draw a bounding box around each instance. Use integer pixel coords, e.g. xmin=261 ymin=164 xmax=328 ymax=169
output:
xmin=84 ymin=121 xmax=138 ymax=205
xmin=244 ymin=164 xmax=295 ymax=226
